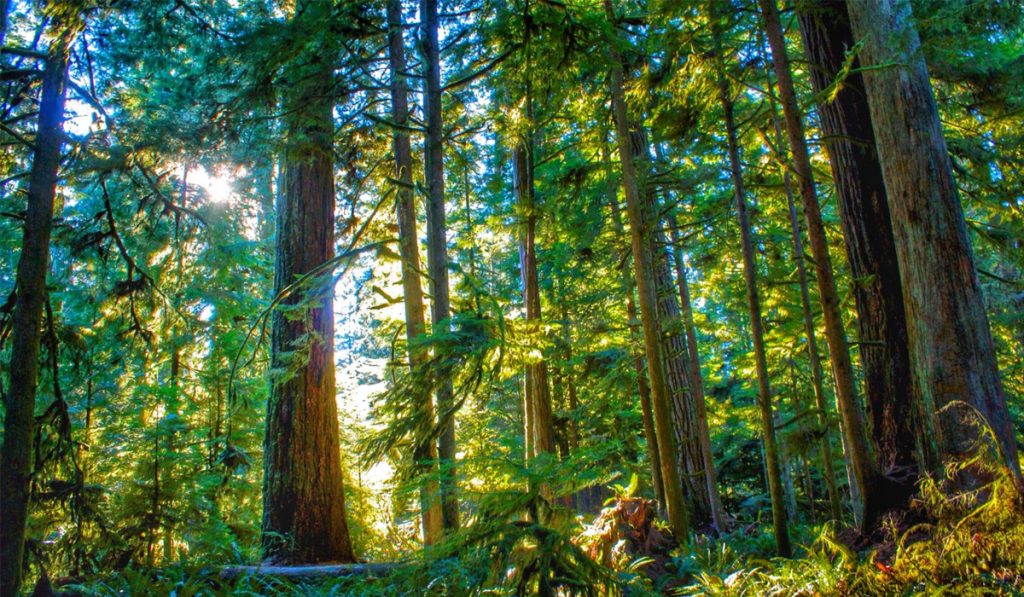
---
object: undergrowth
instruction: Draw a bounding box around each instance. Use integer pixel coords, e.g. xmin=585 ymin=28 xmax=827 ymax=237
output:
xmin=63 ymin=457 xmax=1024 ymax=596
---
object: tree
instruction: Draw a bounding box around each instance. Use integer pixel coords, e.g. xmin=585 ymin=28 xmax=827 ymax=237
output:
xmin=605 ymin=0 xmax=690 ymax=539
xmin=845 ymin=0 xmax=1021 ymax=479
xmin=261 ymin=3 xmax=354 ymax=563
xmin=387 ymin=0 xmax=443 ymax=545
xmin=0 ymin=10 xmax=81 ymax=595
xmin=420 ymin=0 xmax=460 ymax=530
xmin=710 ymin=9 xmax=790 ymax=556
xmin=796 ymin=0 xmax=927 ymax=483
xmin=759 ymin=0 xmax=898 ymax=525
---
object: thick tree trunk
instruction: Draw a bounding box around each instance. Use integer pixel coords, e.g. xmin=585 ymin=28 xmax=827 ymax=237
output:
xmin=668 ymin=218 xmax=726 ymax=531
xmin=605 ymin=0 xmax=690 ymax=539
xmin=514 ymin=142 xmax=557 ymax=460
xmin=711 ymin=17 xmax=790 ymax=556
xmin=420 ymin=0 xmax=460 ymax=530
xmin=0 ymin=17 xmax=77 ymax=596
xmin=387 ymin=0 xmax=443 ymax=546
xmin=761 ymin=49 xmax=842 ymax=520
xmin=796 ymin=0 xmax=928 ymax=484
xmin=845 ymin=0 xmax=1019 ymax=478
xmin=262 ymin=22 xmax=354 ymax=562
xmin=759 ymin=0 xmax=897 ymax=526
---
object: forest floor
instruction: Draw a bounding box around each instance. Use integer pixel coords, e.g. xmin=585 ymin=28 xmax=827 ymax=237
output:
xmin=53 ymin=462 xmax=1024 ymax=596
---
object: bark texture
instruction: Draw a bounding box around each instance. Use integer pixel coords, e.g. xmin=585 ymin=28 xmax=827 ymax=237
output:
xmin=420 ymin=0 xmax=460 ymax=529
xmin=760 ymin=0 xmax=900 ymax=526
xmin=262 ymin=30 xmax=354 ymax=563
xmin=845 ymin=0 xmax=1019 ymax=476
xmin=387 ymin=0 xmax=443 ymax=545
xmin=606 ymin=0 xmax=690 ymax=539
xmin=0 ymin=16 xmax=78 ymax=596
xmin=796 ymin=0 xmax=928 ymax=481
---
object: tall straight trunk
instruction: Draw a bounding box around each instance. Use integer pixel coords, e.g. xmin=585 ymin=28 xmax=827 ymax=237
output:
xmin=636 ymin=136 xmax=717 ymax=529
xmin=759 ymin=0 xmax=897 ymax=525
xmin=387 ymin=0 xmax=443 ymax=546
xmin=605 ymin=150 xmax=665 ymax=506
xmin=420 ymin=0 xmax=460 ymax=530
xmin=605 ymin=0 xmax=689 ymax=539
xmin=668 ymin=218 xmax=726 ymax=531
xmin=711 ymin=16 xmax=790 ymax=556
xmin=514 ymin=141 xmax=556 ymax=460
xmin=761 ymin=51 xmax=842 ymax=520
xmin=0 ymin=15 xmax=78 ymax=596
xmin=796 ymin=0 xmax=926 ymax=482
xmin=844 ymin=0 xmax=1019 ymax=478
xmin=262 ymin=16 xmax=354 ymax=562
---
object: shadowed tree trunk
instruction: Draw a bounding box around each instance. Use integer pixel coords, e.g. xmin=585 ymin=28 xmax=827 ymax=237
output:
xmin=844 ymin=0 xmax=1020 ymax=479
xmin=387 ymin=0 xmax=443 ymax=545
xmin=711 ymin=12 xmax=790 ymax=556
xmin=420 ymin=0 xmax=460 ymax=530
xmin=605 ymin=143 xmax=665 ymax=507
xmin=796 ymin=0 xmax=928 ymax=485
xmin=760 ymin=38 xmax=842 ymax=521
xmin=0 ymin=14 xmax=80 ymax=596
xmin=605 ymin=0 xmax=690 ymax=540
xmin=262 ymin=8 xmax=354 ymax=561
xmin=759 ymin=0 xmax=901 ymax=527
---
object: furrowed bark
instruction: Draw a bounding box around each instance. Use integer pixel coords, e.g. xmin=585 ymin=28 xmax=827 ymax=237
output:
xmin=605 ymin=0 xmax=690 ymax=540
xmin=262 ymin=4 xmax=354 ymax=561
xmin=845 ymin=0 xmax=1019 ymax=479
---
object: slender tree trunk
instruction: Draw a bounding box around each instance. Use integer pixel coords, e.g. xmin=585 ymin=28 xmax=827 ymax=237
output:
xmin=605 ymin=142 xmax=665 ymax=508
xmin=0 ymin=16 xmax=78 ymax=596
xmin=844 ymin=0 xmax=1019 ymax=479
xmin=759 ymin=0 xmax=896 ymax=526
xmin=514 ymin=136 xmax=556 ymax=460
xmin=420 ymin=0 xmax=460 ymax=530
xmin=796 ymin=0 xmax=927 ymax=486
xmin=711 ymin=15 xmax=790 ymax=556
xmin=387 ymin=0 xmax=443 ymax=546
xmin=262 ymin=8 xmax=354 ymax=561
xmin=605 ymin=0 xmax=690 ymax=539
xmin=668 ymin=217 xmax=725 ymax=531
xmin=761 ymin=50 xmax=842 ymax=520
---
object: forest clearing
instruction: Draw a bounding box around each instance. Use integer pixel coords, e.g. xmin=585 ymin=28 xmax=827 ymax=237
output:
xmin=1 ymin=0 xmax=1024 ymax=594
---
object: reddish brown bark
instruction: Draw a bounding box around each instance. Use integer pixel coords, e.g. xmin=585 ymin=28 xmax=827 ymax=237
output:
xmin=846 ymin=0 xmax=1019 ymax=478
xmin=262 ymin=15 xmax=353 ymax=562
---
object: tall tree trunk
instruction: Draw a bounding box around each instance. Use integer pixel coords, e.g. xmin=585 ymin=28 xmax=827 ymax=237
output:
xmin=796 ymin=0 xmax=927 ymax=485
xmin=0 ymin=15 xmax=78 ymax=596
xmin=514 ymin=141 xmax=557 ymax=460
xmin=262 ymin=13 xmax=354 ymax=561
xmin=420 ymin=0 xmax=460 ymax=530
xmin=844 ymin=0 xmax=1019 ymax=479
xmin=711 ymin=15 xmax=790 ymax=556
xmin=759 ymin=0 xmax=898 ymax=526
xmin=761 ymin=47 xmax=842 ymax=520
xmin=668 ymin=218 xmax=726 ymax=531
xmin=605 ymin=0 xmax=690 ymax=539
xmin=605 ymin=149 xmax=665 ymax=506
xmin=387 ymin=0 xmax=443 ymax=546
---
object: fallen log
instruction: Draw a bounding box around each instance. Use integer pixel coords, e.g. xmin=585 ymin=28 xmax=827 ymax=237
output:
xmin=221 ymin=562 xmax=400 ymax=581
